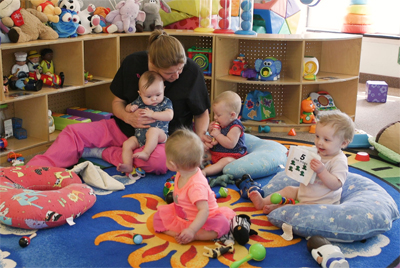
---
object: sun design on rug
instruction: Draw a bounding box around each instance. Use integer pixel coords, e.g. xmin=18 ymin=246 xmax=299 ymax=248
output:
xmin=92 ymin=189 xmax=300 ymax=267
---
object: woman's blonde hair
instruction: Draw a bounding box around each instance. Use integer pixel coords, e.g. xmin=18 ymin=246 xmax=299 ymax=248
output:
xmin=213 ymin=91 xmax=242 ymax=115
xmin=317 ymin=111 xmax=355 ymax=143
xmin=165 ymin=128 xmax=203 ymax=170
xmin=148 ymin=30 xmax=187 ymax=69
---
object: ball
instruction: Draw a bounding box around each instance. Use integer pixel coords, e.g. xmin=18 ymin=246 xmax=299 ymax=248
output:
xmin=220 ymin=0 xmax=230 ymax=8
xmin=219 ymin=8 xmax=229 ymax=19
xmin=133 ymin=234 xmax=143 ymax=244
xmin=241 ymin=10 xmax=251 ymax=21
xmin=200 ymin=8 xmax=210 ymax=18
xmin=219 ymin=18 xmax=229 ymax=29
xmin=270 ymin=193 xmax=282 ymax=204
xmin=200 ymin=18 xmax=210 ymax=28
xmin=241 ymin=0 xmax=252 ymax=11
xmin=241 ymin=20 xmax=251 ymax=31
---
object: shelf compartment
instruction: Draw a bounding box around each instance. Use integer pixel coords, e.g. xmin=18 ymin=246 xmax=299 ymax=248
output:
xmin=84 ymin=38 xmax=119 ymax=79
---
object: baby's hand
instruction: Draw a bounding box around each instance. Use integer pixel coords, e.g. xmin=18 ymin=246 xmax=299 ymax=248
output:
xmin=310 ymin=158 xmax=325 ymax=174
xmin=127 ymin=104 xmax=138 ymax=113
xmin=176 ymin=228 xmax=195 ymax=244
xmin=140 ymin=108 xmax=154 ymax=118
xmin=210 ymin=128 xmax=221 ymax=138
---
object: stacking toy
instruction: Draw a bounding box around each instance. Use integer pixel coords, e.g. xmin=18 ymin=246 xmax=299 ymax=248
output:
xmin=19 ymin=233 xmax=37 ymax=248
xmin=230 ymin=243 xmax=266 ymax=268
xmin=270 ymin=193 xmax=298 ymax=204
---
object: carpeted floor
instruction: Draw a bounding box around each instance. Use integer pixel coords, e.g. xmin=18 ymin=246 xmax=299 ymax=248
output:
xmin=1 ymin=138 xmax=399 ymax=268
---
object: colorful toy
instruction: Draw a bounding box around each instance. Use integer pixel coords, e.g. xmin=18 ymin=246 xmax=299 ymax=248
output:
xmin=214 ymin=0 xmax=234 ymax=34
xmin=163 ymin=174 xmax=175 ymax=204
xmin=368 ymin=121 xmax=400 ymax=165
xmin=52 ymin=112 xmax=92 ymax=130
xmin=48 ymin=8 xmax=80 ymax=38
xmin=0 ymin=0 xmax=59 ymax=43
xmin=366 ymin=81 xmax=388 ymax=103
xmin=203 ymin=242 xmax=234 ymax=258
xmin=19 ymin=233 xmax=37 ymax=248
xmin=137 ymin=0 xmax=171 ymax=31
xmin=215 ymin=187 xmax=228 ymax=198
xmin=307 ymin=235 xmax=349 ymax=268
xmin=300 ymin=97 xmax=316 ymax=124
xmin=133 ymin=234 xmax=143 ymax=244
xmin=127 ymin=167 xmax=146 ymax=180
xmin=235 ymin=173 xmax=264 ymax=199
xmin=37 ymin=48 xmax=64 ymax=88
xmin=300 ymin=0 xmax=321 ymax=7
xmin=270 ymin=192 xmax=298 ymax=204
xmin=235 ymin=0 xmax=256 ymax=35
xmin=76 ymin=4 xmax=101 ymax=35
xmin=258 ymin=125 xmax=270 ymax=133
xmin=57 ymin=0 xmax=81 ymax=12
xmin=230 ymin=243 xmax=266 ymax=268
xmin=188 ymin=47 xmax=213 ymax=76
xmin=288 ymin=128 xmax=296 ymax=136
xmin=309 ymin=91 xmax=339 ymax=119
xmin=217 ymin=214 xmax=258 ymax=246
xmin=67 ymin=107 xmax=113 ymax=122
xmin=342 ymin=0 xmax=374 ymax=34
xmin=8 ymin=51 xmax=43 ymax=91
xmin=255 ymin=57 xmax=282 ymax=81
xmin=194 ymin=0 xmax=214 ymax=32
xmin=12 ymin=117 xmax=27 ymax=140
xmin=229 ymin=53 xmax=248 ymax=76
xmin=3 ymin=76 xmax=9 ymax=92
xmin=105 ymin=0 xmax=146 ymax=33
xmin=30 ymin=0 xmax=62 ymax=23
xmin=303 ymin=56 xmax=319 ymax=80
xmin=0 ymin=138 xmax=8 ymax=149
xmin=93 ymin=7 xmax=118 ymax=34
xmin=242 ymin=90 xmax=276 ymax=121
xmin=209 ymin=174 xmax=235 ymax=187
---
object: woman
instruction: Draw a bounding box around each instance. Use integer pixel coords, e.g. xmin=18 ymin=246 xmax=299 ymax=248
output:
xmin=28 ymin=30 xmax=211 ymax=174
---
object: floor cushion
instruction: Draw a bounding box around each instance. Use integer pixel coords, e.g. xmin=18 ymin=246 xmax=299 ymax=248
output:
xmin=0 ymin=166 xmax=96 ymax=229
xmin=262 ymin=171 xmax=400 ymax=242
xmin=223 ymin=134 xmax=287 ymax=179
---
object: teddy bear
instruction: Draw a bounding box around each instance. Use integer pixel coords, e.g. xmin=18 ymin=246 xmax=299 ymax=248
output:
xmin=105 ymin=0 xmax=145 ymax=33
xmin=93 ymin=6 xmax=118 ymax=34
xmin=30 ymin=0 xmax=62 ymax=23
xmin=0 ymin=0 xmax=59 ymax=43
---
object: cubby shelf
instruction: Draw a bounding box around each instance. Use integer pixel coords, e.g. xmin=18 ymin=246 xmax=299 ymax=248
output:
xmin=0 ymin=30 xmax=362 ymax=164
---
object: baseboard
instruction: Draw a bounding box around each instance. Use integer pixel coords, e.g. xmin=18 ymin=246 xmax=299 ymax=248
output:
xmin=359 ymin=73 xmax=400 ymax=88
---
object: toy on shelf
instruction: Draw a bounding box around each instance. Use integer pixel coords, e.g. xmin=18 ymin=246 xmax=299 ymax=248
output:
xmin=188 ymin=47 xmax=212 ymax=76
xmin=203 ymin=242 xmax=234 ymax=258
xmin=342 ymin=0 xmax=374 ymax=34
xmin=3 ymin=76 xmax=9 ymax=93
xmin=194 ymin=0 xmax=214 ymax=32
xmin=255 ymin=57 xmax=281 ymax=81
xmin=9 ymin=52 xmax=43 ymax=91
xmin=67 ymin=107 xmax=113 ymax=122
xmin=52 ymin=112 xmax=91 ymax=131
xmin=230 ymin=243 xmax=266 ymax=268
xmin=309 ymin=91 xmax=340 ymax=119
xmin=76 ymin=4 xmax=101 ymax=35
xmin=307 ymin=235 xmax=349 ymax=268
xmin=214 ymin=0 xmax=234 ymax=34
xmin=270 ymin=192 xmax=298 ymax=204
xmin=48 ymin=110 xmax=55 ymax=133
xmin=40 ymin=48 xmax=65 ymax=88
xmin=235 ymin=0 xmax=256 ymax=35
xmin=48 ymin=8 xmax=80 ymax=38
xmin=229 ymin=53 xmax=248 ymax=76
xmin=19 ymin=233 xmax=37 ymax=248
xmin=12 ymin=117 xmax=27 ymax=140
xmin=303 ymin=56 xmax=319 ymax=80
xmin=235 ymin=174 xmax=264 ymax=199
xmin=30 ymin=0 xmax=62 ymax=23
xmin=137 ymin=0 xmax=171 ymax=31
xmin=258 ymin=125 xmax=270 ymax=133
xmin=105 ymin=0 xmax=145 ymax=33
xmin=84 ymin=71 xmax=93 ymax=82
xmin=242 ymin=90 xmax=276 ymax=121
xmin=93 ymin=7 xmax=118 ymax=34
xmin=0 ymin=138 xmax=8 ymax=149
xmin=300 ymin=97 xmax=316 ymax=124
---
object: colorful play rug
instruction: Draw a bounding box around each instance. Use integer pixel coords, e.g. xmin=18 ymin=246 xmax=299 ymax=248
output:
xmin=1 ymin=138 xmax=399 ymax=268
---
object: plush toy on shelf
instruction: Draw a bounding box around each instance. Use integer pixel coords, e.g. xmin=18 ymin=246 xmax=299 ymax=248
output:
xmin=93 ymin=7 xmax=118 ymax=34
xmin=30 ymin=0 xmax=62 ymax=23
xmin=0 ymin=0 xmax=59 ymax=43
xmin=136 ymin=0 xmax=171 ymax=32
xmin=300 ymin=97 xmax=316 ymax=124
xmin=105 ymin=0 xmax=145 ymax=33
xmin=48 ymin=8 xmax=80 ymax=38
xmin=57 ymin=0 xmax=82 ymax=13
xmin=75 ymin=4 xmax=100 ymax=35
xmin=254 ymin=57 xmax=282 ymax=81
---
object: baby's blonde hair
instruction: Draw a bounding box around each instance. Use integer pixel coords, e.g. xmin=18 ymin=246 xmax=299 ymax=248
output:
xmin=165 ymin=128 xmax=203 ymax=170
xmin=139 ymin=71 xmax=163 ymax=92
xmin=317 ymin=111 xmax=355 ymax=143
xmin=148 ymin=30 xmax=187 ymax=69
xmin=213 ymin=91 xmax=242 ymax=115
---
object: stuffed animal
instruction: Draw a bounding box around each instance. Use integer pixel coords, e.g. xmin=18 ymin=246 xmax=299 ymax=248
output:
xmin=30 ymin=0 xmax=62 ymax=23
xmin=0 ymin=20 xmax=10 ymax=43
xmin=307 ymin=236 xmax=349 ymax=268
xmin=93 ymin=7 xmax=118 ymax=34
xmin=49 ymin=8 xmax=80 ymax=38
xmin=254 ymin=57 xmax=282 ymax=81
xmin=136 ymin=0 xmax=171 ymax=32
xmin=57 ymin=0 xmax=82 ymax=13
xmin=235 ymin=174 xmax=264 ymax=199
xmin=217 ymin=214 xmax=258 ymax=246
xmin=105 ymin=0 xmax=146 ymax=33
xmin=76 ymin=4 xmax=100 ymax=35
xmin=0 ymin=0 xmax=59 ymax=43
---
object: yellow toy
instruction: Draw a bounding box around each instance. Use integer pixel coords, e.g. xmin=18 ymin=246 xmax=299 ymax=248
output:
xmin=30 ymin=0 xmax=62 ymax=23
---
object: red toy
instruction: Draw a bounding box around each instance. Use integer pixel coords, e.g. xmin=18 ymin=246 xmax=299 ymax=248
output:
xmin=229 ymin=53 xmax=248 ymax=76
xmin=300 ymin=97 xmax=316 ymax=124
xmin=19 ymin=233 xmax=37 ymax=248
xmin=0 ymin=138 xmax=8 ymax=149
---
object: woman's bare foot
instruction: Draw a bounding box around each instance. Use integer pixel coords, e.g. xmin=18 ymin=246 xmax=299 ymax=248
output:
xmin=263 ymin=204 xmax=282 ymax=214
xmin=117 ymin=163 xmax=133 ymax=173
xmin=133 ymin=151 xmax=150 ymax=161
xmin=249 ymin=191 xmax=266 ymax=210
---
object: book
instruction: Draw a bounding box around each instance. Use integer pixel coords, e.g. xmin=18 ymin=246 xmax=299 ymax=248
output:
xmin=285 ymin=146 xmax=321 ymax=186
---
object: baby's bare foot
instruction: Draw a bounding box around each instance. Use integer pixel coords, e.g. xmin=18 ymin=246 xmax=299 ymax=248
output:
xmin=133 ymin=151 xmax=150 ymax=161
xmin=249 ymin=191 xmax=265 ymax=210
xmin=117 ymin=163 xmax=133 ymax=173
xmin=263 ymin=204 xmax=281 ymax=214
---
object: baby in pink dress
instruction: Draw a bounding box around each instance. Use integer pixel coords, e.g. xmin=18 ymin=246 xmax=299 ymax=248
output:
xmin=153 ymin=128 xmax=236 ymax=244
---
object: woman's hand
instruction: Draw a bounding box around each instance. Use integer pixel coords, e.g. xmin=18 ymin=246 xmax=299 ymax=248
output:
xmin=125 ymin=108 xmax=156 ymax=129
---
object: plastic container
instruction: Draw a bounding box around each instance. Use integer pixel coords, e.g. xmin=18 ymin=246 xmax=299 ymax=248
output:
xmin=195 ymin=0 xmax=215 ymax=33
xmin=235 ymin=0 xmax=256 ymax=35
xmin=214 ymin=0 xmax=234 ymax=33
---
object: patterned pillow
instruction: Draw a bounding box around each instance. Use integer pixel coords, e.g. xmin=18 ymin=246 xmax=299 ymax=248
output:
xmin=223 ymin=134 xmax=287 ymax=179
xmin=262 ymin=171 xmax=400 ymax=242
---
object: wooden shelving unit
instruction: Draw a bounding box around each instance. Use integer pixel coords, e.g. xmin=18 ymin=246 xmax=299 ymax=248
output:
xmin=0 ymin=30 xmax=362 ymax=164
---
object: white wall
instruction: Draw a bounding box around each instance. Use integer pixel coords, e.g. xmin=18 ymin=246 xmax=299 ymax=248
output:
xmin=360 ymin=37 xmax=400 ymax=78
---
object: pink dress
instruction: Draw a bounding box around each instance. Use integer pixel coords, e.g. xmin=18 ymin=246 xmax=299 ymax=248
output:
xmin=154 ymin=168 xmax=236 ymax=238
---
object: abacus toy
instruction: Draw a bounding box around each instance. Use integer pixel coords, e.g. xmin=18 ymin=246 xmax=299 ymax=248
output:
xmin=67 ymin=107 xmax=113 ymax=122
xmin=235 ymin=0 xmax=257 ymax=35
xmin=194 ymin=0 xmax=214 ymax=33
xmin=188 ymin=47 xmax=213 ymax=76
xmin=214 ymin=0 xmax=234 ymax=34
xmin=270 ymin=192 xmax=298 ymax=205
xmin=52 ymin=112 xmax=92 ymax=130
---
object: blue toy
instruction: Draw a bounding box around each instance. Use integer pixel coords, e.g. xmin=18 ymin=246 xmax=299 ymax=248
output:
xmin=49 ymin=9 xmax=80 ymax=38
xmin=133 ymin=234 xmax=143 ymax=244
xmin=254 ymin=57 xmax=282 ymax=81
xmin=235 ymin=174 xmax=264 ymax=199
xmin=258 ymin=125 xmax=270 ymax=133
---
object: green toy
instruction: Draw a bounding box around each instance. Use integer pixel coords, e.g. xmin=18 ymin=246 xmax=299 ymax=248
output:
xmin=230 ymin=243 xmax=266 ymax=268
xmin=209 ymin=174 xmax=235 ymax=187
